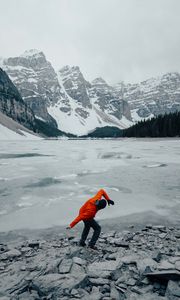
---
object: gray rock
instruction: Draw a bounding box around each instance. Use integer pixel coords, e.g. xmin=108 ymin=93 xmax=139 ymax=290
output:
xmin=71 ymin=288 xmax=81 ymax=298
xmin=45 ymin=258 xmax=62 ymax=274
xmin=146 ymin=225 xmax=153 ymax=229
xmin=87 ymin=269 xmax=111 ymax=279
xmin=59 ymin=258 xmax=72 ymax=274
xmin=146 ymin=270 xmax=180 ymax=281
xmin=60 ymin=274 xmax=88 ymax=291
xmin=102 ymin=231 xmax=116 ymax=239
xmin=88 ymin=260 xmax=119 ymax=273
xmin=114 ymin=239 xmax=129 ymax=248
xmin=20 ymin=247 xmax=32 ymax=253
xmin=152 ymin=225 xmax=166 ymax=232
xmin=175 ymin=232 xmax=180 ymax=239
xmin=1 ymin=249 xmax=21 ymax=260
xmin=71 ymin=263 xmax=85 ymax=275
xmin=32 ymin=273 xmax=65 ymax=295
xmin=20 ymin=265 xmax=26 ymax=271
xmin=152 ymin=251 xmax=162 ymax=262
xmin=100 ymin=284 xmax=110 ymax=293
xmin=89 ymin=286 xmax=102 ymax=300
xmin=127 ymin=278 xmax=136 ymax=286
xmin=175 ymin=261 xmax=180 ymax=271
xmin=28 ymin=241 xmax=40 ymax=248
xmin=18 ymin=291 xmax=39 ymax=300
xmin=169 ymin=257 xmax=180 ymax=264
xmin=137 ymin=258 xmax=157 ymax=274
xmin=166 ymin=280 xmax=180 ymax=299
xmin=106 ymin=253 xmax=117 ymax=260
xmin=110 ymin=282 xmax=121 ymax=300
xmin=32 ymin=273 xmax=88 ymax=295
xmin=157 ymin=261 xmax=175 ymax=270
xmin=159 ymin=233 xmax=167 ymax=239
xmin=0 ymin=226 xmax=180 ymax=300
xmin=72 ymin=257 xmax=86 ymax=266
xmin=89 ymin=278 xmax=109 ymax=285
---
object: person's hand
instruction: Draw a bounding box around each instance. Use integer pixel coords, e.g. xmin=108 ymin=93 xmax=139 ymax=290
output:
xmin=108 ymin=200 xmax=114 ymax=206
xmin=66 ymin=226 xmax=71 ymax=230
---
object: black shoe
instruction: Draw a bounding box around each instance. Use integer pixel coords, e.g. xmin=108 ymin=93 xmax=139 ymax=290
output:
xmin=79 ymin=241 xmax=86 ymax=247
xmin=88 ymin=245 xmax=98 ymax=250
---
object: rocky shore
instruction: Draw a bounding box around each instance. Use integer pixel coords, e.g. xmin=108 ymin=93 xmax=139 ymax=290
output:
xmin=0 ymin=224 xmax=180 ymax=300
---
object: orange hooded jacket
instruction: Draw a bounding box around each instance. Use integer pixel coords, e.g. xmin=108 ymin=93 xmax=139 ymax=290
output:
xmin=70 ymin=189 xmax=110 ymax=228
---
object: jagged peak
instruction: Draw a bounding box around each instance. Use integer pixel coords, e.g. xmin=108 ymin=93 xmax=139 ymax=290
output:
xmin=59 ymin=65 xmax=70 ymax=72
xmin=60 ymin=65 xmax=81 ymax=74
xmin=91 ymin=77 xmax=108 ymax=86
xmin=20 ymin=49 xmax=45 ymax=59
xmin=162 ymin=71 xmax=180 ymax=80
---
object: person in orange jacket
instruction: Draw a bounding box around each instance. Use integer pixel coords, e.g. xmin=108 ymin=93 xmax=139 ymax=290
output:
xmin=67 ymin=189 xmax=114 ymax=249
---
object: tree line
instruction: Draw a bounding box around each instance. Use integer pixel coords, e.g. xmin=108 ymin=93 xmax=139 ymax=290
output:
xmin=123 ymin=111 xmax=180 ymax=137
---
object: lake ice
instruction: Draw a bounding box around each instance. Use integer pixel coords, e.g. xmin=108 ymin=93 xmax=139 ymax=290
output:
xmin=0 ymin=138 xmax=180 ymax=232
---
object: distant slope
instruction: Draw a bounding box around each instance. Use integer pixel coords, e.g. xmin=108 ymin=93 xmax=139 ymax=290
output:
xmin=35 ymin=118 xmax=75 ymax=138
xmin=84 ymin=126 xmax=123 ymax=138
xmin=0 ymin=111 xmax=40 ymax=140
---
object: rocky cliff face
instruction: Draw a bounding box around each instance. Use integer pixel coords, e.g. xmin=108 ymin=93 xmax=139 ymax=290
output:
xmin=59 ymin=65 xmax=91 ymax=108
xmin=2 ymin=49 xmax=63 ymax=127
xmin=1 ymin=51 xmax=132 ymax=135
xmin=59 ymin=68 xmax=132 ymax=122
xmin=0 ymin=68 xmax=36 ymax=132
xmin=89 ymin=77 xmax=131 ymax=121
xmin=114 ymin=72 xmax=180 ymax=121
xmin=56 ymin=67 xmax=132 ymax=134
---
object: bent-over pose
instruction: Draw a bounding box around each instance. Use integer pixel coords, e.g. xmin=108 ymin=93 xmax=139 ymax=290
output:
xmin=67 ymin=189 xmax=114 ymax=249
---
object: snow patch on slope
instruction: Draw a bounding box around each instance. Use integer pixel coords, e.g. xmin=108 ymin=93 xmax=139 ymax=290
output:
xmin=131 ymin=109 xmax=154 ymax=122
xmin=0 ymin=112 xmax=41 ymax=140
xmin=0 ymin=124 xmax=40 ymax=140
xmin=47 ymin=70 xmax=132 ymax=136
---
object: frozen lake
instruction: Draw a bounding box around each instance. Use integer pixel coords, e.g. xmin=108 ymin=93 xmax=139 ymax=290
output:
xmin=0 ymin=138 xmax=180 ymax=232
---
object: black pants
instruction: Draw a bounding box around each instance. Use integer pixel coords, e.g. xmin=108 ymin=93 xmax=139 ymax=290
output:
xmin=80 ymin=219 xmax=101 ymax=247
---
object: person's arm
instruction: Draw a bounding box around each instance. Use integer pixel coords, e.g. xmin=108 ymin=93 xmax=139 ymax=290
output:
xmin=96 ymin=189 xmax=110 ymax=201
xmin=70 ymin=215 xmax=82 ymax=228
xmin=95 ymin=189 xmax=114 ymax=206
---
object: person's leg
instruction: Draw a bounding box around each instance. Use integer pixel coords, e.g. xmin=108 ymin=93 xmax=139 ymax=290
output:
xmin=79 ymin=220 xmax=91 ymax=246
xmin=88 ymin=219 xmax=101 ymax=247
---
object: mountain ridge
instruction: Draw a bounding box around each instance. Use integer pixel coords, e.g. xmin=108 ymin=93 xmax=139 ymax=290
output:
xmin=1 ymin=49 xmax=180 ymax=136
xmin=1 ymin=50 xmax=132 ymax=136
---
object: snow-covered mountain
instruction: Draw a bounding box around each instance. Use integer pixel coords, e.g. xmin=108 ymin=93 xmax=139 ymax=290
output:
xmin=48 ymin=65 xmax=132 ymax=135
xmin=1 ymin=49 xmax=62 ymax=128
xmin=0 ymin=67 xmax=72 ymax=138
xmin=89 ymin=77 xmax=132 ymax=125
xmin=114 ymin=73 xmax=180 ymax=121
xmin=1 ymin=50 xmax=132 ymax=136
xmin=1 ymin=49 xmax=180 ymax=136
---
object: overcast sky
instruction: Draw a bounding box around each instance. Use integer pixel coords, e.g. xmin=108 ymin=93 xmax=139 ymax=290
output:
xmin=0 ymin=0 xmax=180 ymax=84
